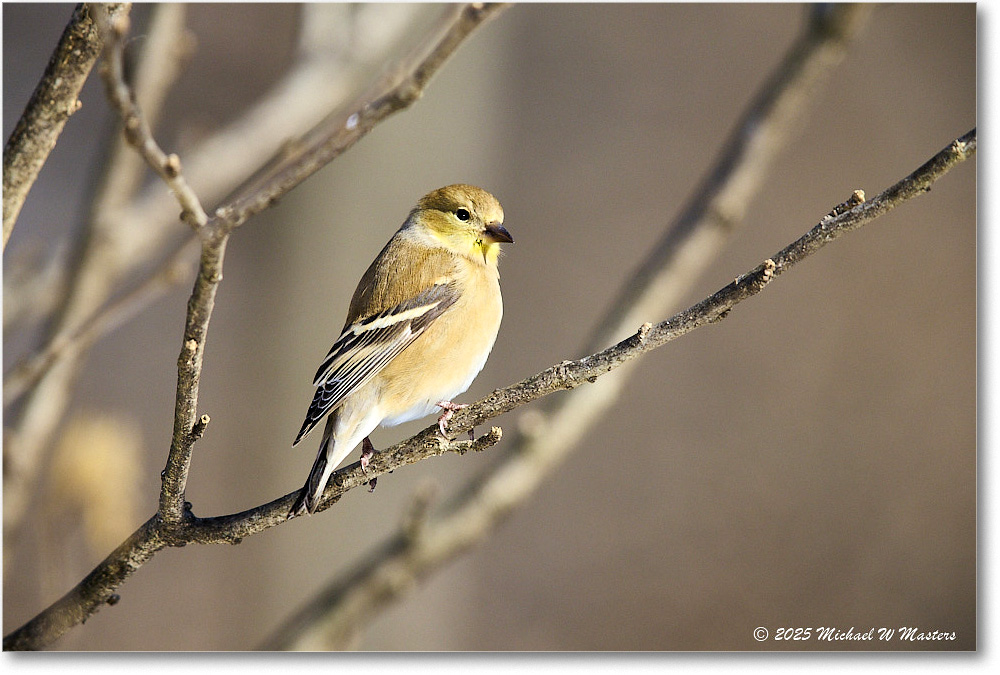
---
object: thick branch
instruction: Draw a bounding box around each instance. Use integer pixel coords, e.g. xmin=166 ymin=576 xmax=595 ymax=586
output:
xmin=2 ymin=3 xmax=129 ymax=249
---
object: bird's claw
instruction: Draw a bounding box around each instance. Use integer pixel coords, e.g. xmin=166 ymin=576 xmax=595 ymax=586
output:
xmin=360 ymin=437 xmax=375 ymax=473
xmin=436 ymin=400 xmax=468 ymax=437
xmin=360 ymin=437 xmax=377 ymax=492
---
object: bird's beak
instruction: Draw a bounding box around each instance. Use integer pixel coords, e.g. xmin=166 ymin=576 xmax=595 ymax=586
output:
xmin=483 ymin=222 xmax=513 ymax=244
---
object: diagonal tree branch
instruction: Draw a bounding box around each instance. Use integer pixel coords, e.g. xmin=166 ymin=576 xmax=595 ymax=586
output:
xmin=213 ymin=2 xmax=509 ymax=232
xmin=2 ymin=3 xmax=129 ymax=249
xmin=585 ymin=3 xmax=872 ymax=353
xmin=262 ymin=127 xmax=976 ymax=650
xmin=3 ymin=127 xmax=975 ymax=651
xmin=92 ymin=5 xmax=208 ymax=229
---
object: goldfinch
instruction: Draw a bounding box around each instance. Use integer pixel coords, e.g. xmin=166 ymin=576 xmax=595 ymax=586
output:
xmin=289 ymin=184 xmax=513 ymax=517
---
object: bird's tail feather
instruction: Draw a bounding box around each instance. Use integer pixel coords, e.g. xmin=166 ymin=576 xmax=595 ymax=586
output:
xmin=289 ymin=442 xmax=330 ymax=518
xmin=289 ymin=412 xmax=378 ymax=519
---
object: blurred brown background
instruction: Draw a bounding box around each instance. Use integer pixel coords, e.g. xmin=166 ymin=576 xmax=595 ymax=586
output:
xmin=3 ymin=3 xmax=975 ymax=650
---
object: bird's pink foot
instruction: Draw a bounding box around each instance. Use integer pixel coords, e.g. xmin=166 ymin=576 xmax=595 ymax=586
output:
xmin=361 ymin=437 xmax=377 ymax=492
xmin=436 ymin=400 xmax=468 ymax=437
xmin=360 ymin=437 xmax=375 ymax=473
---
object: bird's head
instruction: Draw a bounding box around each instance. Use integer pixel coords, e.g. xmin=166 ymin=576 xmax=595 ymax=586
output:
xmin=410 ymin=184 xmax=513 ymax=265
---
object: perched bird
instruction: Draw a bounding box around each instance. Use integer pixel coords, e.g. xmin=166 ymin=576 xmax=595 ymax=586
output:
xmin=289 ymin=184 xmax=513 ymax=517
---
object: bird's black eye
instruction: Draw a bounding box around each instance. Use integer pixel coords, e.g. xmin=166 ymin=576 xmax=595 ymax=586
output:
xmin=455 ymin=208 xmax=471 ymax=221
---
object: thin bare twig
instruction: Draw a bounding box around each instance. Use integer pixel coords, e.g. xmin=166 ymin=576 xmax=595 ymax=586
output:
xmin=213 ymin=3 xmax=509 ymax=232
xmin=2 ymin=3 xmax=128 ymax=249
xmin=93 ymin=5 xmax=208 ymax=229
xmin=159 ymin=233 xmax=226 ymax=522
xmin=90 ymin=3 xmax=193 ymax=217
xmin=3 ymin=127 xmax=975 ymax=651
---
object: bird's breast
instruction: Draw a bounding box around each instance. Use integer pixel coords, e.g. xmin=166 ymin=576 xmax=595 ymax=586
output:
xmin=378 ymin=263 xmax=503 ymax=426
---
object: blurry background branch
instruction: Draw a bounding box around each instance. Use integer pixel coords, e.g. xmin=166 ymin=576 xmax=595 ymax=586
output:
xmin=2 ymin=2 xmax=185 ymax=334
xmin=584 ymin=3 xmax=872 ymax=353
xmin=3 ymin=237 xmax=197 ymax=407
